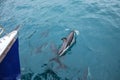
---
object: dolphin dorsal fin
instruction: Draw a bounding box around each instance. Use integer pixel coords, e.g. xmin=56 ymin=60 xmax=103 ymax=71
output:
xmin=61 ymin=37 xmax=67 ymax=41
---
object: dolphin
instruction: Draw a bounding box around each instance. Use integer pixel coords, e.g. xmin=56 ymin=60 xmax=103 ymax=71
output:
xmin=58 ymin=31 xmax=75 ymax=56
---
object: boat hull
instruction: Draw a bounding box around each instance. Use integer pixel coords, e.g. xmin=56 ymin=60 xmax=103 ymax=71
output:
xmin=0 ymin=38 xmax=21 ymax=80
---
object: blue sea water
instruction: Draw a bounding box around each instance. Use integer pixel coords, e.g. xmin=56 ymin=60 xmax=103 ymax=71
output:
xmin=0 ymin=0 xmax=120 ymax=80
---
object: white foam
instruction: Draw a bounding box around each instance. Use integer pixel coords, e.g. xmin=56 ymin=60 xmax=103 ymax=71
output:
xmin=65 ymin=28 xmax=80 ymax=35
xmin=74 ymin=30 xmax=80 ymax=35
xmin=65 ymin=28 xmax=70 ymax=31
xmin=88 ymin=67 xmax=91 ymax=78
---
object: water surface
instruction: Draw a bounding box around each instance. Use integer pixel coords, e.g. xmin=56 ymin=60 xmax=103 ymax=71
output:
xmin=0 ymin=0 xmax=120 ymax=80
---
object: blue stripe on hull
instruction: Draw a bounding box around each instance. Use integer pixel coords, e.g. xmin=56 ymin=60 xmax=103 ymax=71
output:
xmin=0 ymin=38 xmax=21 ymax=80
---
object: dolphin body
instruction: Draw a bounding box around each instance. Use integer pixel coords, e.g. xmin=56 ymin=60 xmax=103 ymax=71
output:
xmin=58 ymin=31 xmax=75 ymax=56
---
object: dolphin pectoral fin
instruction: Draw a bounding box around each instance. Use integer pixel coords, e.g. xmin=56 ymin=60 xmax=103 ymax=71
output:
xmin=61 ymin=37 xmax=67 ymax=41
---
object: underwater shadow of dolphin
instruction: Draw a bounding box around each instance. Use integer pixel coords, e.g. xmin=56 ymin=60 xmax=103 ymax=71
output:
xmin=58 ymin=30 xmax=76 ymax=56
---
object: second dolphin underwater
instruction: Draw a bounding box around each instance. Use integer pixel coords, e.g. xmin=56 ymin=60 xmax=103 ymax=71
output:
xmin=58 ymin=30 xmax=76 ymax=56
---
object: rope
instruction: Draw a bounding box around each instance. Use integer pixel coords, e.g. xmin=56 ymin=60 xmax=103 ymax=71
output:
xmin=0 ymin=25 xmax=4 ymax=36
